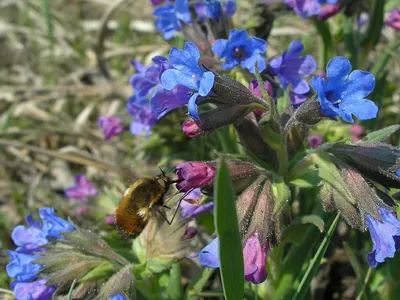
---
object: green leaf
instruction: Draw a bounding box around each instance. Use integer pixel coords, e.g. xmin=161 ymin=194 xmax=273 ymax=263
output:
xmin=214 ymin=158 xmax=244 ymax=300
xmin=360 ymin=0 xmax=384 ymax=51
xmin=313 ymin=19 xmax=334 ymax=68
xmin=292 ymin=215 xmax=325 ymax=232
xmin=271 ymin=175 xmax=290 ymax=214
xmin=292 ymin=214 xmax=339 ymax=300
xmin=79 ymin=261 xmax=115 ymax=282
xmin=362 ymin=125 xmax=400 ymax=142
xmin=289 ymin=165 xmax=320 ymax=188
xmin=66 ymin=279 xmax=77 ymax=300
xmin=168 ymin=263 xmax=183 ymax=299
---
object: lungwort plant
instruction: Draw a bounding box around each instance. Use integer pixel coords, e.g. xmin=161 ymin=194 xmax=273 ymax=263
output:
xmin=5 ymin=0 xmax=400 ymax=299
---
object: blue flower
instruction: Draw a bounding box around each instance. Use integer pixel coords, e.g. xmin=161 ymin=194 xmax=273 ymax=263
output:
xmin=310 ymin=56 xmax=378 ymax=123
xmin=154 ymin=0 xmax=190 ymax=40
xmin=269 ymin=40 xmax=317 ymax=94
xmin=7 ymin=208 xmax=75 ymax=300
xmin=150 ymin=85 xmax=192 ymax=119
xmin=197 ymin=235 xmax=269 ymax=284
xmin=126 ymin=95 xmax=158 ymax=138
xmin=195 ymin=0 xmax=236 ymax=21
xmin=160 ymin=42 xmax=215 ymax=119
xmin=366 ymin=207 xmax=400 ymax=268
xmin=109 ymin=294 xmax=128 ymax=300
xmin=212 ymin=29 xmax=267 ymax=74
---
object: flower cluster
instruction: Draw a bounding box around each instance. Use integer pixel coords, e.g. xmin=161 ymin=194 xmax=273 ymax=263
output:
xmin=284 ymin=0 xmax=340 ymax=19
xmin=6 ymin=208 xmax=75 ymax=300
xmin=64 ymin=174 xmax=97 ymax=202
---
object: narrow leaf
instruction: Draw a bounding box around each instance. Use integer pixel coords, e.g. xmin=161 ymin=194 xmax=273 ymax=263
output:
xmin=362 ymin=125 xmax=400 ymax=142
xmin=168 ymin=263 xmax=183 ymax=299
xmin=292 ymin=214 xmax=339 ymax=300
xmin=186 ymin=268 xmax=215 ymax=300
xmin=214 ymin=158 xmax=244 ymax=300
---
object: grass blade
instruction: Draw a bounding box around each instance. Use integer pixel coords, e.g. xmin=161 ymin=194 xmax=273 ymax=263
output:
xmin=292 ymin=214 xmax=339 ymax=300
xmin=214 ymin=158 xmax=244 ymax=300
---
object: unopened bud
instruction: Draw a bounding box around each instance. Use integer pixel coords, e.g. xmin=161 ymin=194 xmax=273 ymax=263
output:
xmin=182 ymin=119 xmax=203 ymax=138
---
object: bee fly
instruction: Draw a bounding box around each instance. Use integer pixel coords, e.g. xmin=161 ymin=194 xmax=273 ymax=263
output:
xmin=115 ymin=169 xmax=187 ymax=239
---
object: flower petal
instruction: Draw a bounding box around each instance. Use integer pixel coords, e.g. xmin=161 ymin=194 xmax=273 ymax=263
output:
xmin=169 ymin=42 xmax=202 ymax=75
xmin=212 ymin=39 xmax=228 ymax=57
xmin=287 ymin=40 xmax=304 ymax=57
xmin=248 ymin=36 xmax=267 ymax=54
xmin=199 ymin=238 xmax=220 ymax=268
xmin=341 ymin=70 xmax=375 ymax=101
xmin=161 ymin=69 xmax=199 ymax=91
xmin=188 ymin=93 xmax=201 ymax=120
xmin=198 ymin=72 xmax=215 ymax=96
xmin=339 ymin=98 xmax=378 ymax=121
xmin=326 ymin=56 xmax=351 ymax=84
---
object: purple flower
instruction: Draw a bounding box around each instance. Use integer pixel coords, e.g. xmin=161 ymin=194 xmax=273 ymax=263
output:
xmin=249 ymin=79 xmax=274 ymax=99
xmin=150 ymin=0 xmax=165 ymax=5
xmin=307 ymin=134 xmax=323 ymax=148
xmin=6 ymin=208 xmax=75 ymax=300
xmin=176 ymin=162 xmax=216 ymax=192
xmin=65 ymin=175 xmax=97 ymax=202
xmin=105 ymin=215 xmax=116 ymax=225
xmin=269 ymin=40 xmax=317 ymax=94
xmin=154 ymin=0 xmax=190 ymax=40
xmin=285 ymin=0 xmax=338 ymax=19
xmin=366 ymin=207 xmax=400 ymax=268
xmin=195 ymin=0 xmax=236 ymax=21
xmin=290 ymin=92 xmax=307 ymax=108
xmin=310 ymin=56 xmax=378 ymax=123
xmin=151 ymin=85 xmax=192 ymax=119
xmin=385 ymin=9 xmax=400 ymax=31
xmin=180 ymin=188 xmax=214 ymax=218
xmin=198 ymin=234 xmax=269 ymax=284
xmin=243 ymin=233 xmax=268 ymax=284
xmin=127 ymin=95 xmax=158 ymax=138
xmin=13 ymin=279 xmax=56 ymax=300
xmin=98 ymin=116 xmax=124 ymax=140
xmin=212 ymin=29 xmax=267 ymax=74
xmin=160 ymin=42 xmax=215 ymax=120
xmin=129 ymin=59 xmax=163 ymax=97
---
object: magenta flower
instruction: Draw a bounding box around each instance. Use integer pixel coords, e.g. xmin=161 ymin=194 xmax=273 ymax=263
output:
xmin=98 ymin=116 xmax=124 ymax=140
xmin=64 ymin=175 xmax=97 ymax=202
xmin=366 ymin=207 xmax=400 ymax=268
xmin=176 ymin=162 xmax=215 ymax=192
xmin=249 ymin=79 xmax=274 ymax=99
xmin=182 ymin=119 xmax=203 ymax=138
xmin=385 ymin=9 xmax=400 ymax=31
xmin=243 ymin=233 xmax=269 ymax=284
xmin=350 ymin=124 xmax=365 ymax=142
xmin=269 ymin=40 xmax=317 ymax=94
xmin=105 ymin=215 xmax=116 ymax=225
xmin=307 ymin=134 xmax=323 ymax=148
xmin=318 ymin=4 xmax=341 ymax=20
xmin=150 ymin=0 xmax=165 ymax=5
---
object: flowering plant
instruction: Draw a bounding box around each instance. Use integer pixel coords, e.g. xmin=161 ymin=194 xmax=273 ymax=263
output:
xmin=3 ymin=1 xmax=400 ymax=299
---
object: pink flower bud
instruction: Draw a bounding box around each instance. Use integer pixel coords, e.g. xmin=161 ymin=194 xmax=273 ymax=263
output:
xmin=308 ymin=135 xmax=323 ymax=148
xmin=318 ymin=4 xmax=341 ymax=21
xmin=249 ymin=80 xmax=274 ymax=99
xmin=385 ymin=9 xmax=400 ymax=31
xmin=105 ymin=215 xmax=116 ymax=225
xmin=182 ymin=119 xmax=203 ymax=138
xmin=176 ymin=162 xmax=216 ymax=192
xmin=183 ymin=227 xmax=197 ymax=240
xmin=76 ymin=207 xmax=90 ymax=216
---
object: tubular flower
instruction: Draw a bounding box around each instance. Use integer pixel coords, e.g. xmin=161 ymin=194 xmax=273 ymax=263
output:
xmin=180 ymin=189 xmax=214 ymax=218
xmin=160 ymin=42 xmax=215 ymax=120
xmin=182 ymin=118 xmax=203 ymax=138
xmin=366 ymin=207 xmax=400 ymax=268
xmin=65 ymin=175 xmax=98 ymax=202
xmin=212 ymin=29 xmax=267 ymax=74
xmin=98 ymin=116 xmax=124 ymax=140
xmin=197 ymin=235 xmax=269 ymax=284
xmin=195 ymin=0 xmax=236 ymax=22
xmin=269 ymin=40 xmax=317 ymax=94
xmin=310 ymin=56 xmax=377 ymax=123
xmin=176 ymin=162 xmax=216 ymax=192
xmin=6 ymin=208 xmax=75 ymax=300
